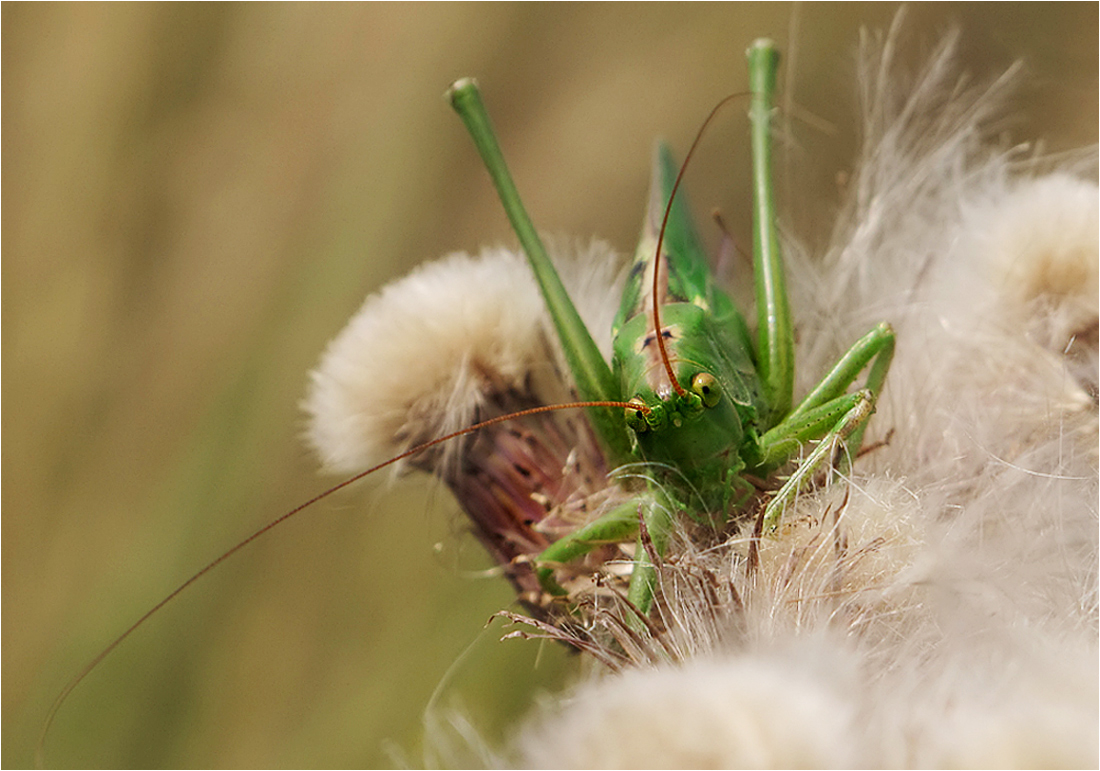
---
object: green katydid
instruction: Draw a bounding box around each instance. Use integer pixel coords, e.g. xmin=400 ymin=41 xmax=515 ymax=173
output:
xmin=39 ymin=38 xmax=894 ymax=760
xmin=446 ymin=38 xmax=894 ymax=615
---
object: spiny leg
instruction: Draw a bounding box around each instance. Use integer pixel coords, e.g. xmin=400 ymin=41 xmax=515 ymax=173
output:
xmin=758 ymin=389 xmax=876 ymax=532
xmin=535 ymin=491 xmax=677 ymax=622
xmin=786 ymin=322 xmax=895 ymax=460
xmin=535 ymin=500 xmax=643 ymax=596
xmin=624 ymin=495 xmax=676 ymax=619
xmin=755 ymin=389 xmax=874 ymax=470
xmin=752 ymin=323 xmax=895 ymax=532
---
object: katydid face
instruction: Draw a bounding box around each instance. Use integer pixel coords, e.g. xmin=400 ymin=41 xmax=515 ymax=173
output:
xmin=613 ymin=302 xmax=761 ymax=511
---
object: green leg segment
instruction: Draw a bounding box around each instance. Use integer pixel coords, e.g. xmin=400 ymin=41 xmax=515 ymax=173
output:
xmin=624 ymin=497 xmax=675 ymax=619
xmin=535 ymin=492 xmax=677 ymax=621
xmin=760 ymin=389 xmax=875 ymax=533
xmin=747 ymin=40 xmax=794 ymax=424
xmin=788 ymin=323 xmax=895 ymax=420
xmin=755 ymin=390 xmax=871 ymax=469
xmin=535 ymin=500 xmax=643 ymax=596
xmin=448 ymin=79 xmax=630 ymax=464
xmin=753 ymin=321 xmax=894 ymax=533
xmin=786 ymin=321 xmax=895 ymax=461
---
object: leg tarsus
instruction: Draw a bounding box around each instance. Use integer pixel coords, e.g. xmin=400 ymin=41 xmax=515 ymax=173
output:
xmin=842 ymin=324 xmax=894 ymax=462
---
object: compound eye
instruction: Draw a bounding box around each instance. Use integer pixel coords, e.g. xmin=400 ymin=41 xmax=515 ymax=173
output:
xmin=691 ymin=372 xmax=721 ymax=407
xmin=625 ymin=397 xmax=649 ymax=432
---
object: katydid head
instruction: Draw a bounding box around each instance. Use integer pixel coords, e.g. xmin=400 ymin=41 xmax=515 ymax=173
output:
xmin=614 ymin=302 xmax=755 ymax=510
xmin=609 ymin=90 xmax=763 ymax=501
xmin=644 ymin=91 xmax=754 ymax=406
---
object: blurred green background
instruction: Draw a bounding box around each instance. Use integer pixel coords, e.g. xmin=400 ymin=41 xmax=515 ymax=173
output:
xmin=4 ymin=4 xmax=1096 ymax=767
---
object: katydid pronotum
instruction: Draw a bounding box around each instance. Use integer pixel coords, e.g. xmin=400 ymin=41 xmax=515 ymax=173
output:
xmin=41 ymin=38 xmax=894 ymax=758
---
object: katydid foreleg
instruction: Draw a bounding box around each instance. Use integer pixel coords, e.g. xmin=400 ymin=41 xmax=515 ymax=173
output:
xmin=752 ymin=324 xmax=895 ymax=531
xmin=757 ymin=390 xmax=876 ymax=533
xmin=534 ymin=500 xmax=644 ymax=596
xmin=786 ymin=323 xmax=896 ymax=432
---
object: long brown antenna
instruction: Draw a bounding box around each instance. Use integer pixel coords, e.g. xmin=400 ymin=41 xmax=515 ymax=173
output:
xmin=36 ymin=398 xmax=646 ymax=766
xmin=651 ymin=91 xmax=750 ymax=399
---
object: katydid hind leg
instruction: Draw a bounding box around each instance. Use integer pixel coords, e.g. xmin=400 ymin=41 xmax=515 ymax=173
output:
xmin=447 ymin=80 xmax=629 ymax=464
xmin=747 ymin=40 xmax=794 ymax=423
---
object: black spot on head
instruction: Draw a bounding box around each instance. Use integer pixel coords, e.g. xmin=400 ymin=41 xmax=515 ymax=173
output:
xmin=641 ymin=328 xmax=675 ymax=349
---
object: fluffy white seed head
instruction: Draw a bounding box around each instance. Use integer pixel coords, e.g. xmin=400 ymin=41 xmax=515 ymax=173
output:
xmin=518 ymin=646 xmax=860 ymax=769
xmin=303 ymin=239 xmax=624 ymax=475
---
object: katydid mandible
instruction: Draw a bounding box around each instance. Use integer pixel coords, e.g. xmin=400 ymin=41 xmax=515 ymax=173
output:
xmin=446 ymin=38 xmax=895 ymax=616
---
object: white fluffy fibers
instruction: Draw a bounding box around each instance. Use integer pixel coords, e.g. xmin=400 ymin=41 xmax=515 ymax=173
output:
xmin=520 ymin=646 xmax=860 ymax=769
xmin=303 ymin=240 xmax=623 ymax=475
xmin=513 ymin=28 xmax=1097 ymax=771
